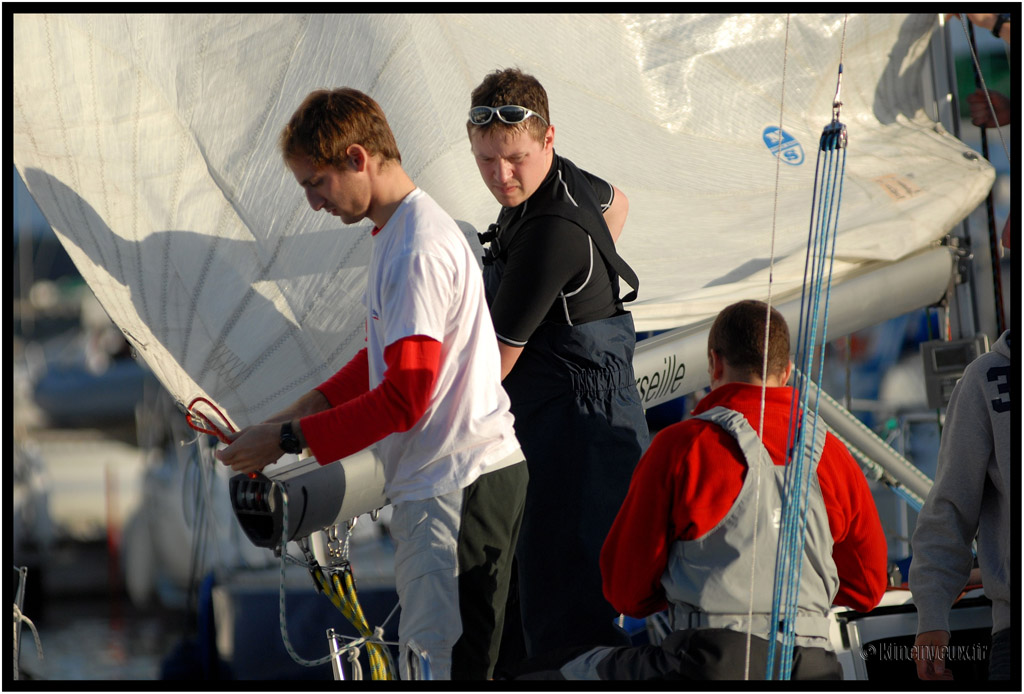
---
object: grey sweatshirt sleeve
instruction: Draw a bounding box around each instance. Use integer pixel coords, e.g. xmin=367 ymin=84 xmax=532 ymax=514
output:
xmin=909 ymin=361 xmax=991 ymax=633
xmin=909 ymin=332 xmax=1012 ymax=635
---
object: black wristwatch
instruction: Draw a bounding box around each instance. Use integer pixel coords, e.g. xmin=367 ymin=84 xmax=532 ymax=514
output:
xmin=279 ymin=421 xmax=302 ymax=454
xmin=991 ymin=13 xmax=1010 ymax=39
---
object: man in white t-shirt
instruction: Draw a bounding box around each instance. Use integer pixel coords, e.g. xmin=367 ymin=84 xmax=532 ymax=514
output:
xmin=216 ymin=88 xmax=527 ymax=680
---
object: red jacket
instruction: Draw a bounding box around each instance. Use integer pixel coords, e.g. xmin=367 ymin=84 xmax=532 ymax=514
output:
xmin=601 ymin=382 xmax=888 ymax=618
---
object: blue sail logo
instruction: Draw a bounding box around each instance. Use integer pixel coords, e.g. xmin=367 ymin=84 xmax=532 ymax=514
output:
xmin=762 ymin=126 xmax=804 ymax=165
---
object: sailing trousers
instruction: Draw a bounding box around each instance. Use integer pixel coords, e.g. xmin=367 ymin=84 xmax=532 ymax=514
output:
xmin=498 ymin=313 xmax=648 ymax=661
xmin=515 ymin=628 xmax=843 ymax=680
xmin=391 ymin=461 xmax=527 ymax=680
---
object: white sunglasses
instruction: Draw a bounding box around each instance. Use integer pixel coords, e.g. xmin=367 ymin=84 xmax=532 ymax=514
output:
xmin=468 ymin=105 xmax=548 ymax=126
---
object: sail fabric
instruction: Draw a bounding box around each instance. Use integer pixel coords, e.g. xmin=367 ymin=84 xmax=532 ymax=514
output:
xmin=13 ymin=14 xmax=993 ymax=428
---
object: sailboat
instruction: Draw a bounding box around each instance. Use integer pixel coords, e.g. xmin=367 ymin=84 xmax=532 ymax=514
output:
xmin=12 ymin=13 xmax=1006 ymax=681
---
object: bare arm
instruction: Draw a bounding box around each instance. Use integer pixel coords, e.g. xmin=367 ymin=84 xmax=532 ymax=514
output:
xmin=967 ymin=89 xmax=1011 ymax=128
xmin=604 ymin=185 xmax=629 ymax=242
xmin=213 ymin=389 xmax=330 ymax=472
xmin=264 ymin=389 xmax=332 ymax=425
xmin=499 ymin=342 xmax=524 ymax=381
xmin=966 ymin=13 xmax=1011 ymax=44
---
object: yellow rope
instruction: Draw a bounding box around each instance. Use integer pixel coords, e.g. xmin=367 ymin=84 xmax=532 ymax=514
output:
xmin=312 ymin=565 xmax=394 ymax=680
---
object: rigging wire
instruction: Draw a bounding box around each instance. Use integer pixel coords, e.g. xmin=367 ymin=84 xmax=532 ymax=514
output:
xmin=926 ymin=308 xmax=945 ymax=438
xmin=766 ymin=13 xmax=849 ymax=680
xmin=174 ymin=393 xmax=236 ymax=636
xmin=956 ymin=15 xmax=1010 ymax=335
xmin=955 ymin=16 xmax=1012 ymax=163
xmin=745 ymin=12 xmax=791 ymax=681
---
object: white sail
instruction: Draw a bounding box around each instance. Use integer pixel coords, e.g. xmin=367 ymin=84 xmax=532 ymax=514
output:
xmin=13 ymin=13 xmax=993 ymax=428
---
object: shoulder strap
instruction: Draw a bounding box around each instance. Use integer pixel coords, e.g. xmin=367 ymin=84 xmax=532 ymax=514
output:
xmin=479 ymin=157 xmax=640 ymax=304
xmin=694 ymin=404 xmax=829 ymax=473
xmin=556 ymin=157 xmax=640 ymax=303
xmin=693 ymin=406 xmax=775 ymax=472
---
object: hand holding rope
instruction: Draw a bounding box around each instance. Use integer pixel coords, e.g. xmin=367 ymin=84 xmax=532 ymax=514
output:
xmin=185 ymin=396 xmax=236 ymax=444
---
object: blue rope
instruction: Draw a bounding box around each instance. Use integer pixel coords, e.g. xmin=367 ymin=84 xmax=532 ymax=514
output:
xmin=766 ymin=118 xmax=847 ymax=680
xmin=767 ymin=122 xmax=824 ymax=679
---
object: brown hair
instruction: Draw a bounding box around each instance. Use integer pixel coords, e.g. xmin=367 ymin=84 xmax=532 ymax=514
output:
xmin=708 ymin=300 xmax=790 ymax=378
xmin=279 ymin=88 xmax=401 ymax=167
xmin=468 ymin=68 xmax=550 ymax=142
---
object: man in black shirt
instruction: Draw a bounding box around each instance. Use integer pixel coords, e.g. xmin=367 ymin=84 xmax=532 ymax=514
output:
xmin=466 ymin=67 xmax=650 ymax=666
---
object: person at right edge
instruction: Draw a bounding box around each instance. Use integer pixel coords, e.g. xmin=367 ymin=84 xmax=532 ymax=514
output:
xmin=466 ymin=67 xmax=650 ymax=665
xmin=910 ymin=329 xmax=1012 ymax=681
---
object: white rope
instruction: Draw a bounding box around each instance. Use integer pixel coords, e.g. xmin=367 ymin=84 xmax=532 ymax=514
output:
xmin=13 ymin=603 xmax=45 ymax=679
xmin=379 ymin=601 xmax=401 ymax=632
xmin=272 ymin=481 xmax=400 ymax=679
xmin=757 ymin=15 xmax=848 ymax=680
xmin=345 ymin=643 xmax=364 ymax=680
xmin=745 ymin=13 xmax=791 ymax=680
xmin=273 ymin=481 xmax=338 ymax=668
xmin=770 ymin=16 xmax=850 ymax=679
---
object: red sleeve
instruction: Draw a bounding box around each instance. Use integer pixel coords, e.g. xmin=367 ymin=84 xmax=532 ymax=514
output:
xmin=818 ymin=433 xmax=889 ymax=611
xmin=601 ymin=422 xmax=749 ymax=618
xmin=316 ymin=347 xmax=370 ymax=406
xmin=600 ymin=427 xmax=683 ymax=618
xmin=300 ymin=335 xmax=441 ymax=465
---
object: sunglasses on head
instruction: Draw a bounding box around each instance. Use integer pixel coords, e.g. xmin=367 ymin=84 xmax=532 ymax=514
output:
xmin=468 ymin=105 xmax=548 ymax=127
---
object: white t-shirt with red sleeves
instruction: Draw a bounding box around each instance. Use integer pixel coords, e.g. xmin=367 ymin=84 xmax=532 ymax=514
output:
xmin=365 ymin=188 xmax=519 ymax=503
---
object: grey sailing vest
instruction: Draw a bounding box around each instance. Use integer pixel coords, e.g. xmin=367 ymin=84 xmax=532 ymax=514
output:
xmin=661 ymin=405 xmax=840 ymax=649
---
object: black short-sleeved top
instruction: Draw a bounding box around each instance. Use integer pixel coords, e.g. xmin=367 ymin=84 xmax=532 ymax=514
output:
xmin=488 ymin=154 xmax=620 ymax=347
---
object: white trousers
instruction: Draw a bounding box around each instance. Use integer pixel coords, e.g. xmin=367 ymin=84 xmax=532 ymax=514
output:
xmin=389 ymin=488 xmax=463 ymax=680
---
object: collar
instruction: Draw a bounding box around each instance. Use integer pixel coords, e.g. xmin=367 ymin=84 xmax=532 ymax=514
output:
xmin=691 ymin=382 xmax=795 ymax=416
xmin=500 ymin=150 xmax=560 ymax=218
xmin=372 ymin=187 xmax=422 ymax=236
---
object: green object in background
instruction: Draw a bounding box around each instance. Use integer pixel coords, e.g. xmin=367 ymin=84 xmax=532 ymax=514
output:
xmin=956 ymin=50 xmax=1012 ymax=118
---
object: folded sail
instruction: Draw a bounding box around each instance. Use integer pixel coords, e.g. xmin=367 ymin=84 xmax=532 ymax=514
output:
xmin=13 ymin=14 xmax=993 ymax=428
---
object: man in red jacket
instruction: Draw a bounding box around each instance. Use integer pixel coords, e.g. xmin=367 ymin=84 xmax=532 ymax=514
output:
xmin=517 ymin=300 xmax=887 ymax=680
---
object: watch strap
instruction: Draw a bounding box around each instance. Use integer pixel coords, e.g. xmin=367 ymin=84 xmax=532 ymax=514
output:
xmin=280 ymin=420 xmax=302 ymax=454
xmin=991 ymin=13 xmax=1010 ymax=38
